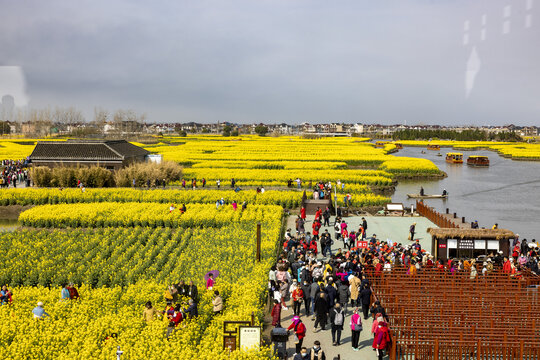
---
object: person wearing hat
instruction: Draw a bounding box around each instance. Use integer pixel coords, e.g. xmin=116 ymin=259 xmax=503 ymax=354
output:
xmin=287 ymin=315 xmax=306 ymax=355
xmin=32 ymin=301 xmax=50 ymax=319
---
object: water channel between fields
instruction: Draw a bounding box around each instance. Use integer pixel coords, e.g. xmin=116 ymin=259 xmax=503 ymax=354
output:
xmin=391 ymin=146 xmax=540 ymax=241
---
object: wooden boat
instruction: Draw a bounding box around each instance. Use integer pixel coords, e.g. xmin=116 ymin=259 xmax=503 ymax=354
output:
xmin=467 ymin=155 xmax=489 ymax=166
xmin=446 ymin=152 xmax=463 ymax=164
xmin=375 ymin=141 xmax=387 ymax=148
xmin=395 ymin=143 xmax=403 ymax=149
xmin=427 ymin=144 xmax=440 ymax=150
xmin=407 ymin=194 xmax=448 ymax=199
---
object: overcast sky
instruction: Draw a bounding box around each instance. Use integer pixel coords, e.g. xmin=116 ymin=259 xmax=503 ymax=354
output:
xmin=1 ymin=0 xmax=538 ymax=125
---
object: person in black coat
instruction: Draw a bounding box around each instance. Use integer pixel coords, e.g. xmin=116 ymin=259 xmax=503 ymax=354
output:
xmin=187 ymin=280 xmax=198 ymax=302
xmin=176 ymin=280 xmax=188 ymax=297
xmin=314 ymin=293 xmax=329 ymax=331
xmin=359 ymin=284 xmax=372 ymax=320
xmin=370 ymin=300 xmax=389 ymax=322
xmin=521 ymin=239 xmax=528 ymax=256
xmin=301 ymin=280 xmax=311 ymax=316
xmin=337 ymin=280 xmax=350 ymax=315
xmin=325 ymin=281 xmax=337 ymax=308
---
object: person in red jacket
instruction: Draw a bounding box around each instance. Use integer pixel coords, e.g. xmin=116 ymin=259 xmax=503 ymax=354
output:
xmin=271 ymin=299 xmax=282 ymax=327
xmin=372 ymin=321 xmax=391 ymax=360
xmin=287 ymin=316 xmax=306 ymax=355
xmin=374 ymin=259 xmax=383 ymax=277
xmin=503 ymin=257 xmax=512 ymax=273
xmin=292 ymin=286 xmax=304 ymax=316
xmin=315 ymin=207 xmax=322 ymax=222
xmin=312 ymin=220 xmax=321 ymax=241
xmin=300 ymin=206 xmax=306 ymax=221
xmin=166 ymin=304 xmax=183 ymax=339
xmin=309 ymin=239 xmax=318 ymax=256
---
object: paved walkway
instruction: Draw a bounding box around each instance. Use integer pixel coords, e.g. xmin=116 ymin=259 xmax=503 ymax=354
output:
xmin=288 ymin=214 xmax=437 ymax=255
xmin=278 ymin=214 xmax=437 ymax=359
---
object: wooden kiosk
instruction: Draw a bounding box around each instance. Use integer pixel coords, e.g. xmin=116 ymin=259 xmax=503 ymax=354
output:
xmin=429 ymin=228 xmax=515 ymax=261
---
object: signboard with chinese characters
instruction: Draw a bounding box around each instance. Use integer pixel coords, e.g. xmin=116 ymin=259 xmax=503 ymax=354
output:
xmin=357 ymin=240 xmax=368 ymax=249
xmin=239 ymin=326 xmax=261 ymax=351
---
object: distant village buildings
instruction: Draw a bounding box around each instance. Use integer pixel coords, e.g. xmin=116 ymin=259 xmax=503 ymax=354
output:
xmin=0 ymin=116 xmax=537 ymax=138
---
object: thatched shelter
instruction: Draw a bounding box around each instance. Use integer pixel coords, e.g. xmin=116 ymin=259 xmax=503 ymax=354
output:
xmin=428 ymin=228 xmax=516 ymax=261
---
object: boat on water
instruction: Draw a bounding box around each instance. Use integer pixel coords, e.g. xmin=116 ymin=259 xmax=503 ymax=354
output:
xmin=467 ymin=155 xmax=489 ymax=167
xmin=375 ymin=141 xmax=388 ymax=148
xmin=446 ymin=152 xmax=463 ymax=164
xmin=395 ymin=142 xmax=403 ymax=149
xmin=427 ymin=144 xmax=440 ymax=150
xmin=407 ymin=194 xmax=448 ymax=199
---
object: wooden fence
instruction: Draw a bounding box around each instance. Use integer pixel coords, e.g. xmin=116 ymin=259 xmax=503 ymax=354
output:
xmin=367 ymin=267 xmax=540 ymax=360
xmin=416 ymin=200 xmax=460 ymax=228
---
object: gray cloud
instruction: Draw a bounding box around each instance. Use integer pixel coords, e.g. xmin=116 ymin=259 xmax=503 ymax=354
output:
xmin=1 ymin=0 xmax=539 ymax=125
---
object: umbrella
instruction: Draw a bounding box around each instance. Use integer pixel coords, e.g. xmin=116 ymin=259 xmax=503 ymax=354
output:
xmin=204 ymin=270 xmax=220 ymax=281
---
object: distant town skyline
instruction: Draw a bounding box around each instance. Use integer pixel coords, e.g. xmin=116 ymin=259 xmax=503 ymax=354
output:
xmin=1 ymin=0 xmax=539 ymax=125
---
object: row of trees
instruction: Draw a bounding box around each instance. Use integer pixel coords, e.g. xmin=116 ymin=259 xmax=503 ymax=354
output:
xmin=222 ymin=124 xmax=267 ymax=137
xmin=0 ymin=105 xmax=148 ymax=137
xmin=30 ymin=161 xmax=183 ymax=188
xmin=392 ymin=129 xmax=522 ymax=141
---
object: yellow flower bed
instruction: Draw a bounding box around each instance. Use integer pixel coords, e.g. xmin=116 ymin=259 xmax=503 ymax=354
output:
xmin=19 ymin=202 xmax=283 ymax=228
xmin=0 ymin=188 xmax=304 ymax=208
xmin=0 ymin=222 xmax=280 ymax=359
xmin=182 ymin=168 xmax=393 ymax=186
xmin=379 ymin=157 xmax=441 ymax=174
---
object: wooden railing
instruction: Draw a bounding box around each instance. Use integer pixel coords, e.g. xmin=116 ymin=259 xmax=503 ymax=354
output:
xmin=416 ymin=200 xmax=459 ymax=228
xmin=366 ymin=267 xmax=540 ymax=360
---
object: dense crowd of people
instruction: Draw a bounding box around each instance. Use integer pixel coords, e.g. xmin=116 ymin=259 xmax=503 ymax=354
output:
xmin=270 ymin=208 xmax=539 ymax=359
xmin=0 ymin=159 xmax=30 ymax=188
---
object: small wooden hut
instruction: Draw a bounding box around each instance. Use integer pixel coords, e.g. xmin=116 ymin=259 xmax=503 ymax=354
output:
xmin=428 ymin=228 xmax=515 ymax=261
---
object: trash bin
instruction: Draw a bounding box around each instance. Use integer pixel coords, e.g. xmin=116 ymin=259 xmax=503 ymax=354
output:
xmin=271 ymin=327 xmax=289 ymax=359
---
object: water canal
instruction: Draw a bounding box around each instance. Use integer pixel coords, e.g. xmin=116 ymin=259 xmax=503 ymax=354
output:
xmin=391 ymin=147 xmax=540 ymax=241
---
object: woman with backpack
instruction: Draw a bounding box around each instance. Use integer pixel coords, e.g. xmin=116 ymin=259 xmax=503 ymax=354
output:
xmin=329 ymin=303 xmax=344 ymax=346
xmin=350 ymin=308 xmax=363 ymax=351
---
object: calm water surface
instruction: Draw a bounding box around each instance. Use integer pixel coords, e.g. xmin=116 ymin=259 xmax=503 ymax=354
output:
xmin=391 ymin=147 xmax=540 ymax=241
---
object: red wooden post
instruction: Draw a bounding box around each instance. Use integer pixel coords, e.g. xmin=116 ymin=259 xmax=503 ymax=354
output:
xmin=434 ymin=339 xmax=439 ymax=360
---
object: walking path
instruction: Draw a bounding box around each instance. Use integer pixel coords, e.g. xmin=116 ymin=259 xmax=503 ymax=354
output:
xmin=278 ymin=214 xmax=437 ymax=359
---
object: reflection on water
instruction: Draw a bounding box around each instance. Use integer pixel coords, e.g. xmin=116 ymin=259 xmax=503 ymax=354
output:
xmin=0 ymin=219 xmax=20 ymax=231
xmin=392 ymin=147 xmax=540 ymax=240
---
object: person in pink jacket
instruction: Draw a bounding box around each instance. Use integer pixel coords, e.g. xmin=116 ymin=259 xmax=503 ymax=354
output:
xmin=350 ymin=308 xmax=363 ymax=351
xmin=371 ymin=313 xmax=383 ymax=337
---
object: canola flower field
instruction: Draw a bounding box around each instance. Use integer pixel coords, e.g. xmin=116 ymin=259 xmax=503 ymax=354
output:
xmin=19 ymin=202 xmax=281 ymax=228
xmin=2 ymin=209 xmax=281 ymax=359
xmin=5 ymin=134 xmax=526 ymax=359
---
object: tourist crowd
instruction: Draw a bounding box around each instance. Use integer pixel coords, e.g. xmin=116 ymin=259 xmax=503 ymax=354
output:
xmin=270 ymin=209 xmax=539 ymax=359
xmin=0 ymin=159 xmax=30 ymax=188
